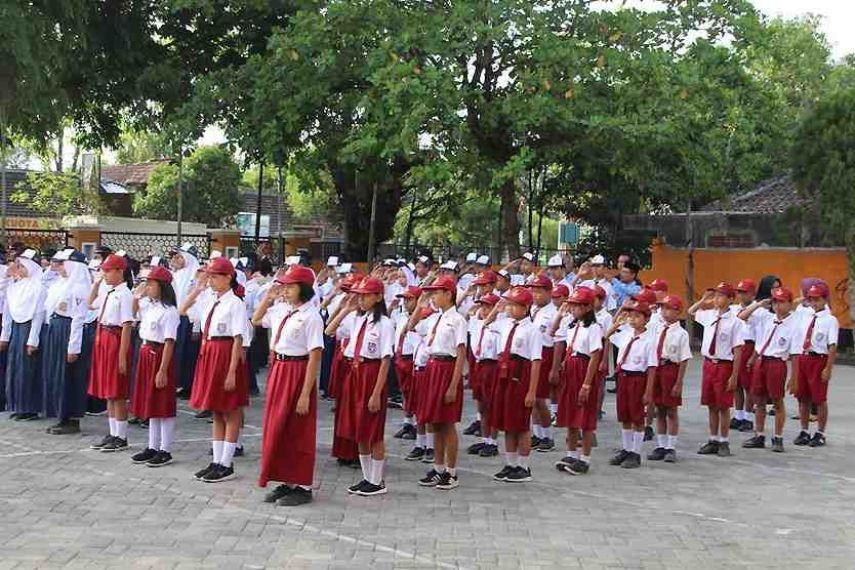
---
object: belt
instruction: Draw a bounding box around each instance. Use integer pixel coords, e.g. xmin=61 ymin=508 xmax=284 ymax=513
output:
xmin=99 ymin=324 xmax=121 ymax=331
xmin=397 ymin=354 xmax=414 ymax=361
xmin=477 ymin=358 xmax=497 ymax=364
xmin=761 ymin=356 xmax=785 ymax=362
xmin=143 ymin=340 xmax=164 ymax=347
xmin=354 ymin=357 xmax=381 ymax=363
xmin=275 ymin=354 xmax=309 ymax=362
xmin=568 ymin=353 xmax=590 ymax=360
xmin=659 ymin=360 xmax=678 ymax=366
xmin=430 ymin=355 xmax=456 ymax=362
xmin=207 ymin=336 xmax=234 ymax=341
xmin=618 ymin=369 xmax=646 ymax=377
xmin=802 ymin=351 xmax=826 ymax=357
xmin=704 ymin=357 xmax=732 ymax=364
xmin=51 ymin=314 xmax=71 ymax=321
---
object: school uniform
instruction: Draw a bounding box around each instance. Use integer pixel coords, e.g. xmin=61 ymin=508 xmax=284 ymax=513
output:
xmin=411 ymin=320 xmax=431 ymax=423
xmin=420 ymin=307 xmax=468 ymax=424
xmin=258 ymin=301 xmax=324 ymax=488
xmin=795 ymin=307 xmax=838 ymax=405
xmin=579 ymin=278 xmax=616 ymax=311
xmin=492 ymin=317 xmax=541 ymax=433
xmin=129 ymin=299 xmax=180 ymax=419
xmin=612 ymin=329 xmax=658 ymax=426
xmin=469 ymin=317 xmax=500 ymax=405
xmin=331 ymin=310 xmax=359 ymax=461
xmin=695 ymin=309 xmax=746 ymax=408
xmin=750 ymin=312 xmax=800 ymax=401
xmin=652 ymin=322 xmax=692 ymax=407
xmin=530 ymin=303 xmax=556 ymax=400
xmin=554 ymin=320 xmax=604 ymax=431
xmin=0 ymin=264 xmax=8 ymax=411
xmin=88 ymin=282 xmax=133 ymax=400
xmin=394 ymin=313 xmax=421 ymax=415
xmin=733 ymin=304 xmax=766 ymax=391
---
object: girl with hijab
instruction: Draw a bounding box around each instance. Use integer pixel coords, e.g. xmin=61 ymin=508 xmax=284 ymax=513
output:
xmin=1 ymin=249 xmax=47 ymax=421
xmin=170 ymin=245 xmax=200 ymax=399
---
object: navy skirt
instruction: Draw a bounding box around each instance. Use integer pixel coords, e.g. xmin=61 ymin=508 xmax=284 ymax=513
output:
xmin=5 ymin=320 xmax=42 ymax=414
xmin=128 ymin=325 xmax=142 ymax=396
xmin=42 ymin=315 xmax=90 ymax=420
xmin=174 ymin=316 xmax=199 ymax=392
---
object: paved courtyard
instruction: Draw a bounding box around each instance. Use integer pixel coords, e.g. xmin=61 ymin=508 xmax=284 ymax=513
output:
xmin=2 ymin=357 xmax=855 ymax=569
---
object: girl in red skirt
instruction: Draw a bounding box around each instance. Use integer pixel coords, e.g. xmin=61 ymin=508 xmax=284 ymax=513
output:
xmin=87 ymin=254 xmax=134 ymax=452
xmin=550 ymin=287 xmax=603 ymax=475
xmin=180 ymin=256 xmax=249 ymax=483
xmin=466 ymin=293 xmax=500 ymax=458
xmin=338 ymin=277 xmax=395 ymax=496
xmin=491 ymin=287 xmax=542 ymax=483
xmin=129 ymin=266 xmax=180 ymax=467
xmin=252 ymin=265 xmax=323 ymax=507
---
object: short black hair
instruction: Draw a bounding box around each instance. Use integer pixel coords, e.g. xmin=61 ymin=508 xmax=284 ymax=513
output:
xmin=298 ymin=282 xmax=315 ymax=303
xmin=624 ymin=261 xmax=640 ymax=273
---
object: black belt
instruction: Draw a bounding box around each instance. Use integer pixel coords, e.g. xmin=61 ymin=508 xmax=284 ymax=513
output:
xmin=51 ymin=314 xmax=71 ymax=321
xmin=761 ymin=355 xmax=784 ymax=361
xmin=659 ymin=360 xmax=678 ymax=366
xmin=568 ymin=353 xmax=590 ymax=360
xmin=704 ymin=357 xmax=732 ymax=364
xmin=275 ymin=354 xmax=309 ymax=362
xmin=207 ymin=336 xmax=234 ymax=341
xmin=618 ymin=369 xmax=646 ymax=377
xmin=478 ymin=359 xmax=497 ymax=364
xmin=99 ymin=324 xmax=121 ymax=331
xmin=431 ymin=355 xmax=456 ymax=362
xmin=803 ymin=351 xmax=825 ymax=357
xmin=143 ymin=340 xmax=164 ymax=347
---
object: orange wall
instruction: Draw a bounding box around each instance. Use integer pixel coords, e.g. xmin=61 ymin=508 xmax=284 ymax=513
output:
xmin=639 ymin=242 xmax=852 ymax=328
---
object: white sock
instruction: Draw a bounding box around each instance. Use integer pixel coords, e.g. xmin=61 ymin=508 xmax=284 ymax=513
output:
xmin=734 ymin=409 xmax=743 ymax=421
xmin=221 ymin=442 xmax=237 ymax=468
xmin=416 ymin=433 xmax=425 ymax=448
xmin=448 ymin=467 xmax=456 ymax=477
xmin=568 ymin=450 xmax=580 ymax=460
xmin=710 ymin=433 xmax=718 ymax=442
xmin=632 ymin=431 xmax=644 ymax=454
xmin=719 ymin=435 xmax=729 ymax=443
xmin=434 ymin=463 xmax=446 ymax=474
xmin=359 ymin=454 xmax=371 ymax=481
xmin=485 ymin=437 xmax=495 ymax=445
xmin=404 ymin=416 xmax=415 ymax=426
xmin=237 ymin=433 xmax=244 ymax=448
xmin=426 ymin=433 xmax=434 ymax=449
xmin=621 ymin=429 xmax=633 ymax=451
xmin=532 ymin=424 xmax=543 ymax=438
xmin=371 ymin=459 xmax=384 ymax=485
xmin=549 ymin=402 xmax=557 ymax=414
xmin=160 ymin=417 xmax=175 ymax=452
xmin=746 ymin=411 xmax=755 ymax=422
xmin=667 ymin=435 xmax=678 ymax=450
xmin=148 ymin=418 xmax=161 ymax=450
xmin=543 ymin=425 xmax=553 ymax=439
xmin=580 ymin=454 xmax=591 ymax=464
xmin=116 ymin=421 xmax=128 ymax=440
xmin=656 ymin=434 xmax=668 ymax=449
xmin=506 ymin=452 xmax=518 ymax=467
xmin=476 ymin=412 xmax=482 ymax=421
xmin=519 ymin=455 xmax=530 ymax=470
xmin=108 ymin=417 xmax=117 ymax=436
xmin=212 ymin=440 xmax=224 ymax=464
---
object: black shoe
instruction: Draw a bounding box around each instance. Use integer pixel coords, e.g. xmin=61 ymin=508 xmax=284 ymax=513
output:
xmin=49 ymin=420 xmax=81 ymax=435
xmin=555 ymin=456 xmax=578 ymax=472
xmin=128 ymin=416 xmax=141 ymax=425
xmin=203 ymin=464 xmax=235 ymax=483
xmin=139 ymin=419 xmax=149 ymax=429
xmin=609 ymin=449 xmax=630 ymax=466
xmin=386 ymin=397 xmax=403 ymax=410
xmin=463 ymin=420 xmax=481 ymax=436
xmin=697 ymin=440 xmax=719 ymax=455
xmin=717 ymin=442 xmax=731 ymax=457
xmin=401 ymin=426 xmax=416 ymax=440
xmin=393 ymin=425 xmax=409 ymax=439
xmin=46 ymin=422 xmax=63 ymax=433
xmin=567 ymin=460 xmax=590 ymax=475
xmin=729 ymin=417 xmax=740 ymax=429
xmin=357 ymin=481 xmax=388 ymax=496
xmin=505 ymin=466 xmax=532 ymax=482
xmin=418 ymin=469 xmax=441 ymax=487
xmin=131 ymin=448 xmax=158 ymax=464
xmin=643 ymin=426 xmax=654 ymax=442
xmin=771 ymin=437 xmax=785 ymax=453
xmin=336 ymin=458 xmax=359 ymax=467
xmin=436 ymin=471 xmax=459 ymax=490
xmin=537 ymin=438 xmax=555 ymax=452
xmin=479 ymin=444 xmax=499 ymax=457
xmin=738 ymin=420 xmax=754 ymax=432
xmin=647 ymin=447 xmax=667 ymax=461
xmin=467 ymin=442 xmax=486 ymax=455
xmin=277 ymin=486 xmax=312 ymax=506
xmin=348 ymin=479 xmax=370 ymax=494
xmin=493 ymin=465 xmax=515 ymax=481
xmin=621 ymin=452 xmax=641 ymax=469
xmin=101 ymin=437 xmax=129 ymax=452
xmin=234 ymin=446 xmax=245 ymax=457
xmin=15 ymin=412 xmax=38 ymax=422
xmin=146 ymin=451 xmax=173 ymax=467
xmin=663 ymin=449 xmax=677 ymax=463
xmin=194 ymin=410 xmax=212 ymax=420
xmin=808 ymin=432 xmax=826 ymax=447
xmin=530 ymin=434 xmax=542 ymax=448
xmin=194 ymin=462 xmax=218 ymax=480
xmin=176 ymin=388 xmax=192 ymax=400
xmin=405 ymin=447 xmax=426 ymax=461
xmin=422 ymin=448 xmax=435 ymax=463
xmin=9 ymin=412 xmax=19 ymax=420
xmin=742 ymin=435 xmax=765 ymax=449
xmin=91 ymin=435 xmax=115 ymax=450
xmin=264 ymin=484 xmax=292 ymax=503
xmin=793 ymin=431 xmax=811 ymax=446
xmin=606 ymin=386 xmax=617 ymax=394
xmin=768 ymin=407 xmax=776 ymax=416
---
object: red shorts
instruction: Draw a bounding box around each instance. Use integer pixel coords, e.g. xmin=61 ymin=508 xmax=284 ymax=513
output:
xmin=653 ymin=362 xmax=682 ymax=408
xmin=87 ymin=326 xmax=130 ymax=401
xmin=129 ymin=342 xmax=176 ymax=419
xmin=420 ymin=357 xmax=464 ymax=424
xmin=701 ymin=359 xmax=734 ymax=409
xmin=750 ymin=357 xmax=786 ymax=401
xmin=472 ymin=359 xmax=497 ymax=403
xmin=556 ymin=355 xmax=599 ymax=432
xmin=737 ymin=340 xmax=755 ymax=389
xmin=616 ymin=370 xmax=647 ymax=426
xmin=394 ymin=356 xmax=415 ymax=414
xmin=491 ymin=359 xmax=533 ymax=433
xmin=536 ymin=347 xmax=554 ymax=399
xmin=796 ymin=354 xmax=829 ymax=404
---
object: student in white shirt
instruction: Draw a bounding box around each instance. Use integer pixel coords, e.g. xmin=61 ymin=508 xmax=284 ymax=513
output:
xmin=392 ymin=286 xmax=422 ymax=441
xmin=527 ymin=274 xmax=557 ymax=452
xmin=731 ymin=278 xmax=760 ymax=433
xmin=465 ymin=293 xmax=501 ymax=459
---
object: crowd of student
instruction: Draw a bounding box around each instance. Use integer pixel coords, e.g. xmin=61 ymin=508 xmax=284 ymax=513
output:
xmin=0 ymin=244 xmax=838 ymax=507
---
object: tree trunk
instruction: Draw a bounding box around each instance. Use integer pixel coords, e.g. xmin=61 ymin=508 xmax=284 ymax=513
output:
xmin=500 ymin=179 xmax=520 ymax=260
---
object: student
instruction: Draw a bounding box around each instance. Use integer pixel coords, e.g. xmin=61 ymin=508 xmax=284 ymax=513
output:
xmin=792 ymin=282 xmax=838 ymax=447
xmin=739 ymin=287 xmax=799 ymax=452
xmin=647 ymin=295 xmax=691 ymax=462
xmin=604 ymin=300 xmax=657 ymax=469
xmin=1 ymin=249 xmax=47 ymax=421
xmin=42 ymin=250 xmax=91 ymax=434
xmin=646 ymin=279 xmax=669 ymax=333
xmin=731 ymin=279 xmax=760 ymax=433
xmin=689 ymin=283 xmax=745 ymax=457
xmin=466 ymin=293 xmax=501 ymax=458
xmin=526 ymin=274 xmax=556 ymax=452
xmin=546 ymin=255 xmax=572 ymax=289
xmin=170 ymin=245 xmax=201 ymax=399
xmin=491 ymin=287 xmax=542 ymax=482
xmin=578 ymin=255 xmax=616 ymax=311
xmin=551 ymin=287 xmax=603 ymax=475
xmin=87 ymin=254 xmax=134 ymax=450
xmin=410 ymin=275 xmax=467 ymax=490
xmin=253 ymin=265 xmax=323 ymax=507
xmin=392 ymin=286 xmax=422 ymax=440
xmin=181 ymin=256 xmax=249 ymax=482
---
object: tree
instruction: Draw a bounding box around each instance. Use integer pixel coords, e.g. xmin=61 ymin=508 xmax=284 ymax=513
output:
xmin=133 ymin=146 xmax=242 ymax=227
xmin=115 ymin=130 xmax=171 ymax=164
xmin=11 ymin=170 xmax=101 ymax=218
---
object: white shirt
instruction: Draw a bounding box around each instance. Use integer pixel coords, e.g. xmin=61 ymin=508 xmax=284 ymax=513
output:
xmin=394 ymin=312 xmax=421 ymax=356
xmin=138 ymin=299 xmax=180 ymax=343
xmin=612 ymin=328 xmax=659 ymax=373
xmin=496 ymin=317 xmax=542 ymax=360
xmin=579 ymin=278 xmax=616 ymax=311
xmin=93 ymin=283 xmax=133 ymax=327
xmin=344 ymin=313 xmax=394 ymax=360
xmin=652 ymin=321 xmax=692 ymax=364
xmin=648 ymin=309 xmax=664 ymax=336
xmin=263 ymin=301 xmax=325 ymax=356
xmin=798 ymin=307 xmax=839 ymax=354
xmin=753 ymin=311 xmax=802 ymax=360
xmin=470 ymin=318 xmax=500 ymax=361
xmin=732 ymin=303 xmax=768 ymax=342
xmin=46 ymin=281 xmax=89 ymax=355
xmin=696 ymin=308 xmax=746 ymax=360
xmin=556 ymin=320 xmax=604 ymax=356
xmin=336 ymin=311 xmax=356 ymax=343
xmin=197 ymin=289 xmax=247 ymax=340
xmin=595 ymin=308 xmax=613 ymax=335
xmin=530 ymin=303 xmax=557 ymax=348
xmin=422 ymin=307 xmax=467 ymax=357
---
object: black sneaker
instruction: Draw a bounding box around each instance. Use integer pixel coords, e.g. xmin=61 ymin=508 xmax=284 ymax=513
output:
xmin=537 ymin=438 xmax=555 ymax=452
xmin=421 ymin=448 xmax=435 ymax=463
xmin=463 ymin=420 xmax=481 ymax=436
xmin=16 ymin=412 xmax=38 ymax=422
xmin=621 ymin=452 xmax=641 ymax=469
xmin=729 ymin=417 xmax=741 ymax=430
xmin=393 ymin=425 xmax=409 ymax=439
xmin=405 ymin=447 xmax=426 ymax=461
xmin=131 ymin=448 xmax=158 ymax=464
xmin=146 ymin=451 xmax=173 ymax=467
xmin=234 ymin=446 xmax=245 ymax=457
xmin=643 ymin=426 xmax=654 ymax=442
xmin=348 ymin=479 xmax=370 ymax=494
xmin=401 ymin=426 xmax=417 ymax=440
xmin=742 ymin=435 xmax=765 ymax=449
xmin=277 ymin=486 xmax=312 ymax=506
xmin=90 ymin=435 xmax=115 ymax=450
xmin=768 ymin=407 xmax=776 ymax=416
xmin=738 ymin=420 xmax=754 ymax=433
xmin=101 ymin=437 xmax=129 ymax=452
xmin=128 ymin=416 xmax=141 ymax=425
xmin=436 ymin=472 xmax=459 ymax=490
xmin=663 ymin=449 xmax=677 ymax=463
xmin=717 ymin=442 xmax=731 ymax=457
xmin=194 ymin=410 xmax=212 ymax=420
xmin=264 ymin=485 xmax=292 ymax=503
xmin=647 ymin=447 xmax=667 ymax=461
xmin=357 ymin=481 xmax=388 ymax=496
xmin=49 ymin=420 xmax=80 ymax=435
xmin=530 ymin=434 xmax=542 ymax=448
xmin=555 ymin=456 xmax=578 ymax=472
xmin=418 ymin=469 xmax=442 ymax=487
xmin=771 ymin=436 xmax=785 ymax=453
xmin=479 ymin=444 xmax=499 ymax=457
xmin=609 ymin=449 xmax=630 ymax=466
xmin=194 ymin=462 xmax=218 ymax=480
xmin=203 ymin=464 xmax=236 ymax=483
xmin=567 ymin=460 xmax=590 ymax=475
xmin=793 ymin=431 xmax=811 ymax=446
xmin=808 ymin=432 xmax=826 ymax=447
xmin=505 ymin=466 xmax=532 ymax=482
xmin=46 ymin=422 xmax=63 ymax=433
xmin=467 ymin=442 xmax=486 ymax=455
xmin=493 ymin=465 xmax=514 ymax=481
xmin=139 ymin=419 xmax=149 ymax=428
xmin=697 ymin=441 xmax=719 ymax=455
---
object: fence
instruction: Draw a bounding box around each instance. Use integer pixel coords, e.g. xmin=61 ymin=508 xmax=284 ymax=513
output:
xmin=4 ymin=228 xmax=68 ymax=253
xmin=375 ymin=243 xmax=570 ymax=266
xmin=101 ymin=231 xmax=210 ymax=261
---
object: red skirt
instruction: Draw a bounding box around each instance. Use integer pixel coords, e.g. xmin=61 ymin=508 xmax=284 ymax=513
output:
xmin=190 ymin=338 xmax=249 ymax=413
xmin=328 ymin=340 xmax=347 ymax=399
xmin=701 ymin=359 xmax=734 ymax=409
xmin=258 ymin=359 xmax=316 ymax=487
xmin=472 ymin=359 xmax=497 ymax=403
xmin=536 ymin=347 xmax=554 ymax=399
xmin=342 ymin=359 xmax=387 ymax=444
xmin=796 ymin=354 xmax=829 ymax=404
xmin=87 ymin=326 xmax=130 ymax=400
xmin=412 ymin=365 xmax=427 ymax=422
xmin=492 ymin=360 xmax=533 ymax=433
xmin=557 ymin=355 xmax=599 ymax=431
xmin=129 ymin=343 xmax=176 ymax=419
xmin=332 ymin=358 xmax=358 ymax=460
xmin=737 ymin=341 xmax=755 ymax=389
xmin=395 ymin=356 xmax=415 ymax=414
xmin=616 ymin=370 xmax=646 ymax=426
xmin=654 ymin=362 xmax=682 ymax=407
xmin=420 ymin=357 xmax=463 ymax=424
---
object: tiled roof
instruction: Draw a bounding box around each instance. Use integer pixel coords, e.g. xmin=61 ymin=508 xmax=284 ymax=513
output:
xmin=1 ymin=169 xmax=61 ymax=219
xmin=701 ymin=174 xmax=810 ymax=214
xmin=100 ymin=160 xmax=170 ymax=188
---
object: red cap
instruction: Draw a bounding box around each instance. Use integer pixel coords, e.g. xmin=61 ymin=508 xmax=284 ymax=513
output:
xmin=396 ymin=286 xmax=422 ymax=299
xmin=146 ymin=266 xmax=172 ymax=284
xmin=736 ymin=279 xmax=756 ymax=293
xmin=526 ymin=273 xmax=553 ymax=290
xmin=592 ymin=285 xmax=607 ymax=300
xmin=505 ymin=286 xmax=533 ymax=306
xmin=276 ymin=265 xmax=315 ymax=286
xmin=475 ymin=293 xmax=501 ymax=306
xmin=473 ymin=271 xmax=498 ymax=285
xmin=567 ymin=286 xmax=595 ymax=305
xmin=659 ymin=295 xmax=684 ymax=311
xmin=632 ymin=288 xmax=657 ymax=304
xmin=771 ymin=287 xmax=794 ymax=302
xmin=100 ymin=254 xmax=127 ymax=272
xmin=714 ymin=282 xmax=735 ymax=298
xmin=206 ymin=257 xmax=235 ymax=276
xmin=551 ymin=284 xmax=570 ymax=298
xmin=625 ymin=300 xmax=651 ymax=316
xmin=422 ymin=275 xmax=457 ymax=292
xmin=806 ymin=283 xmax=829 ymax=299
xmin=351 ymin=276 xmax=385 ymax=295
xmin=648 ymin=278 xmax=668 ymax=292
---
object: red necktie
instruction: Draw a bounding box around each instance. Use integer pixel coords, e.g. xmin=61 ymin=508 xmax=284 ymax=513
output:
xmin=499 ymin=321 xmax=519 ymax=378
xmin=708 ymin=317 xmax=722 ymax=357
xmin=656 ymin=326 xmax=668 ymax=361
xmin=352 ymin=318 xmax=369 ymax=366
xmin=617 ymin=334 xmax=641 ymax=370
xmin=758 ymin=320 xmax=782 ymax=356
xmin=97 ymin=289 xmax=115 ymax=324
xmin=272 ymin=310 xmax=297 ymax=347
xmin=803 ymin=315 xmax=817 ymax=353
xmin=428 ymin=314 xmax=442 ymax=347
xmin=202 ymin=300 xmax=221 ymax=340
xmin=475 ymin=325 xmax=487 ymax=357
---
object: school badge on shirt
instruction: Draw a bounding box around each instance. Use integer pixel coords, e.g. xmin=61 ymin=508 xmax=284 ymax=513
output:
xmin=367 ymin=341 xmax=377 ymax=354
xmin=217 ymin=322 xmax=227 ymax=334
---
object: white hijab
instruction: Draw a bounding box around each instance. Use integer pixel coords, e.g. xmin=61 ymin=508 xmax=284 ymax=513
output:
xmin=173 ymin=251 xmax=200 ymax=303
xmin=9 ymin=257 xmax=46 ymax=322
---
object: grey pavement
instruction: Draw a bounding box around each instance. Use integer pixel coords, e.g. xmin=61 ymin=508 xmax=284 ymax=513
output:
xmin=2 ymin=357 xmax=855 ymax=569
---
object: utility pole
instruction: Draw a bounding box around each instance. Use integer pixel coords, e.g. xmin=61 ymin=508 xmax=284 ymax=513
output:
xmin=255 ymin=161 xmax=264 ymax=243
xmin=367 ymin=182 xmax=378 ymax=266
xmin=176 ymin=148 xmax=184 ymax=248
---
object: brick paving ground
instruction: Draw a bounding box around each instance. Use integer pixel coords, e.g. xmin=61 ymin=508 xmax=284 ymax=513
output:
xmin=2 ymin=357 xmax=855 ymax=569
